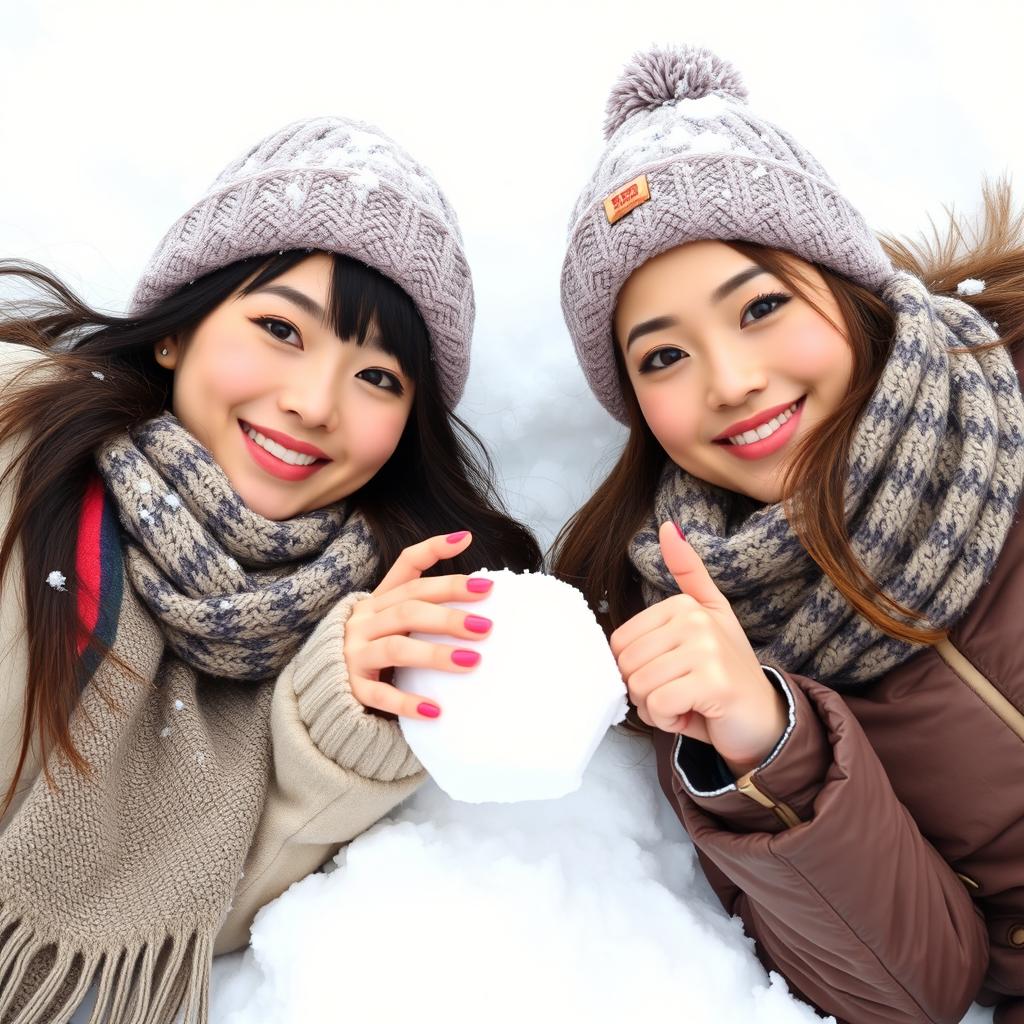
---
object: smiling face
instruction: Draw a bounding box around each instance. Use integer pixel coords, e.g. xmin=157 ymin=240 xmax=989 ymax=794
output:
xmin=155 ymin=252 xmax=415 ymax=521
xmin=614 ymin=240 xmax=854 ymax=504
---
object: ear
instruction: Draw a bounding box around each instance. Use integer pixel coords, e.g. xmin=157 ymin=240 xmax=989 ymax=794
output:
xmin=154 ymin=337 xmax=179 ymax=370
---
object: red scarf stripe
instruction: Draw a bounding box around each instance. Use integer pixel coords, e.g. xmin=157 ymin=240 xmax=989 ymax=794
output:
xmin=75 ymin=475 xmax=106 ymax=656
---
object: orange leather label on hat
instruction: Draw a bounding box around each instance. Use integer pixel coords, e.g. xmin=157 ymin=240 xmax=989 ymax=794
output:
xmin=604 ymin=174 xmax=650 ymax=224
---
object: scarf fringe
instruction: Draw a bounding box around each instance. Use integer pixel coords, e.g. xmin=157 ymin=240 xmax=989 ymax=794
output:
xmin=0 ymin=907 xmax=212 ymax=1024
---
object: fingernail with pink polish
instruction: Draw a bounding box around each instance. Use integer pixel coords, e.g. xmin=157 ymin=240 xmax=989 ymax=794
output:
xmin=465 ymin=615 xmax=492 ymax=634
xmin=676 ymin=524 xmax=686 ymax=540
xmin=452 ymin=649 xmax=481 ymax=668
xmin=446 ymin=531 xmax=469 ymax=544
xmin=467 ymin=577 xmax=493 ymax=593
xmin=417 ymin=702 xmax=441 ymax=719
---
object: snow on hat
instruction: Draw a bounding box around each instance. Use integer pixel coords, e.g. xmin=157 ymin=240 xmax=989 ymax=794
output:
xmin=130 ymin=116 xmax=474 ymax=409
xmin=560 ymin=45 xmax=896 ymax=423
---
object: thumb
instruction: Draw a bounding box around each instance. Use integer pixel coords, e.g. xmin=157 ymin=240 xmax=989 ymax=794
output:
xmin=658 ymin=521 xmax=727 ymax=610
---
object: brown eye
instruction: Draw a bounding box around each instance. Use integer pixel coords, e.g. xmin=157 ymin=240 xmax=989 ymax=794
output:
xmin=741 ymin=292 xmax=790 ymax=327
xmin=639 ymin=347 xmax=686 ymax=374
xmin=254 ymin=317 xmax=301 ymax=346
xmin=357 ymin=368 xmax=404 ymax=395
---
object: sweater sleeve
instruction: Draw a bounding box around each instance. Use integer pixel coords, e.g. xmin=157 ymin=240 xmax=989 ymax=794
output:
xmin=655 ymin=669 xmax=989 ymax=1024
xmin=214 ymin=591 xmax=425 ymax=954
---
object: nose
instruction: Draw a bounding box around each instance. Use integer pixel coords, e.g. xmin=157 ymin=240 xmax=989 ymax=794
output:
xmin=704 ymin=343 xmax=768 ymax=410
xmin=277 ymin=359 xmax=341 ymax=433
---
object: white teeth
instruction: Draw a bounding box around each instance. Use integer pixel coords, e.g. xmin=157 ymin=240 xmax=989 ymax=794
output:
xmin=244 ymin=426 xmax=319 ymax=466
xmin=726 ymin=401 xmax=800 ymax=446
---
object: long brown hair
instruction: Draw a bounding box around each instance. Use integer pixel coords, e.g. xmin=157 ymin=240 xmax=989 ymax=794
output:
xmin=553 ymin=179 xmax=1024 ymax=642
xmin=0 ymin=250 xmax=542 ymax=816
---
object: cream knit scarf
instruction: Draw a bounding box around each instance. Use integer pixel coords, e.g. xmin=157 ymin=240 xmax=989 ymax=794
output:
xmin=0 ymin=413 xmax=378 ymax=1023
xmin=629 ymin=273 xmax=1024 ymax=687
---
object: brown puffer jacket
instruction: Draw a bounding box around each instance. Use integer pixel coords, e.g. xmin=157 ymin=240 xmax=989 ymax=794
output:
xmin=652 ymin=345 xmax=1024 ymax=1024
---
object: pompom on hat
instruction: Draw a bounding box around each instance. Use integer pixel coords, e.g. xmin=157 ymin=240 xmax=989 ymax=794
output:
xmin=561 ymin=44 xmax=896 ymax=423
xmin=131 ymin=116 xmax=474 ymax=409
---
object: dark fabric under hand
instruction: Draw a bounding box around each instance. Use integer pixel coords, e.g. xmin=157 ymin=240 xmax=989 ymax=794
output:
xmin=676 ymin=665 xmax=792 ymax=795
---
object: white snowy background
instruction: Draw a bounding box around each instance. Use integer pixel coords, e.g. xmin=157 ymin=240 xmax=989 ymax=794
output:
xmin=1 ymin=0 xmax=1018 ymax=1020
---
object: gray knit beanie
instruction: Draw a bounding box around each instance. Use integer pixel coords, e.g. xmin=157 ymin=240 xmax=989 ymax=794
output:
xmin=561 ymin=45 xmax=896 ymax=423
xmin=131 ymin=116 xmax=473 ymax=409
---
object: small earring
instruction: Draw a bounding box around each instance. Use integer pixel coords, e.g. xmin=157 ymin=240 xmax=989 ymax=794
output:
xmin=161 ymin=348 xmax=168 ymax=356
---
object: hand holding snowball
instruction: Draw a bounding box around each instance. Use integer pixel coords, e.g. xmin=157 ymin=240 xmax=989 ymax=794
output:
xmin=344 ymin=531 xmax=492 ymax=720
xmin=610 ymin=522 xmax=787 ymax=777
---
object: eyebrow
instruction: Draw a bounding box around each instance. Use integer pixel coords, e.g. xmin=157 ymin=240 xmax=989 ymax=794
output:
xmin=249 ymin=284 xmax=326 ymax=323
xmin=626 ymin=315 xmax=679 ymax=348
xmin=711 ymin=265 xmax=765 ymax=303
xmin=624 ymin=265 xmax=767 ymax=349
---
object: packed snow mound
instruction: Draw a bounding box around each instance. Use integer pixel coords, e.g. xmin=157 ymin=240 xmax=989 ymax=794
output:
xmin=396 ymin=569 xmax=627 ymax=803
xmin=209 ymin=731 xmax=835 ymax=1024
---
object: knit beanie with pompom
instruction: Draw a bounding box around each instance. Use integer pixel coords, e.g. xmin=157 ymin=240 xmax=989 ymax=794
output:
xmin=561 ymin=44 xmax=896 ymax=423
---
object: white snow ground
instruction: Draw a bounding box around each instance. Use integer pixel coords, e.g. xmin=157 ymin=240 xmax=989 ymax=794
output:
xmin=206 ymin=730 xmax=995 ymax=1024
xmin=66 ymin=726 xmax=998 ymax=1023
xmin=209 ymin=730 xmax=828 ymax=1023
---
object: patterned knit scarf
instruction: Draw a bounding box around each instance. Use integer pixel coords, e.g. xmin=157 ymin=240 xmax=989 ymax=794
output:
xmin=95 ymin=413 xmax=379 ymax=678
xmin=629 ymin=273 xmax=1024 ymax=687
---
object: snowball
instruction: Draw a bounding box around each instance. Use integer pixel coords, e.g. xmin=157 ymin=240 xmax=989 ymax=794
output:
xmin=159 ymin=726 xmax=171 ymax=738
xmin=162 ymin=492 xmax=181 ymax=509
xmin=137 ymin=478 xmax=152 ymax=494
xmin=750 ymin=163 xmax=768 ymax=180
xmin=45 ymin=570 xmax=67 ymax=591
xmin=957 ymin=278 xmax=985 ymax=296
xmin=396 ymin=570 xmax=627 ymax=803
xmin=90 ymin=370 xmax=105 ymax=380
xmin=173 ymin=699 xmax=184 ymax=711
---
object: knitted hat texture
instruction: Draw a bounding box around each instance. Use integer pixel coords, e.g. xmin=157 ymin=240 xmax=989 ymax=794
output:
xmin=131 ymin=116 xmax=474 ymax=409
xmin=561 ymin=45 xmax=895 ymax=422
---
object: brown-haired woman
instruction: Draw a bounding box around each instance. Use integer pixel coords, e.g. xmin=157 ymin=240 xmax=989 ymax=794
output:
xmin=555 ymin=44 xmax=1024 ymax=1024
xmin=0 ymin=117 xmax=540 ymax=1023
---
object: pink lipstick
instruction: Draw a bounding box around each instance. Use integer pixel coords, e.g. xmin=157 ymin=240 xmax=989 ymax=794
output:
xmin=714 ymin=397 xmax=806 ymax=461
xmin=239 ymin=421 xmax=330 ymax=481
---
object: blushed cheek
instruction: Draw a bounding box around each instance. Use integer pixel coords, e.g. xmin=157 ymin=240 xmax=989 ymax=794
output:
xmin=635 ymin=386 xmax=700 ymax=457
xmin=174 ymin=334 xmax=271 ymax=432
xmin=198 ymin=336 xmax=269 ymax=407
xmin=781 ymin=315 xmax=851 ymax=385
xmin=347 ymin=409 xmax=409 ymax=472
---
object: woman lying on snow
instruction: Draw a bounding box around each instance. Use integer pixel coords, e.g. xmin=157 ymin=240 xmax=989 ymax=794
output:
xmin=555 ymin=45 xmax=1024 ymax=1024
xmin=0 ymin=118 xmax=540 ymax=1022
